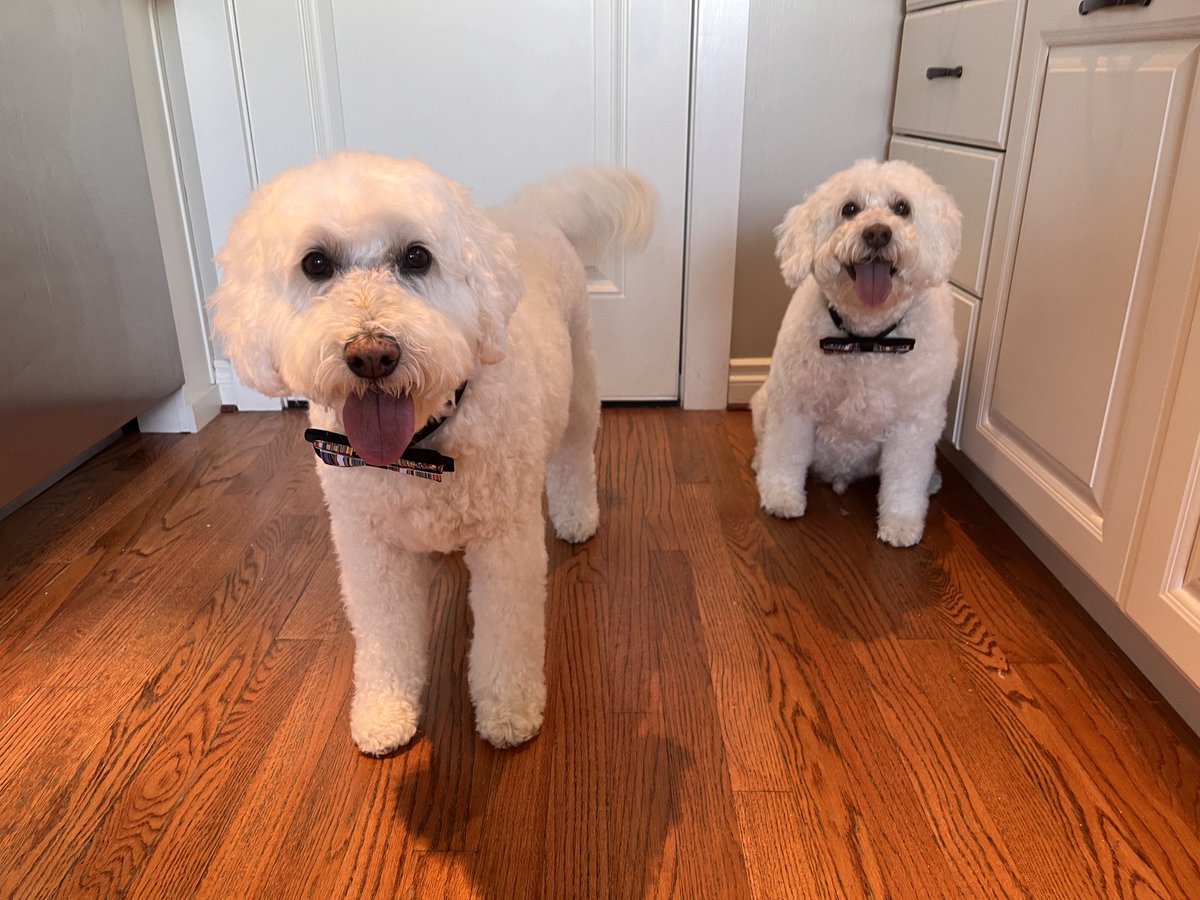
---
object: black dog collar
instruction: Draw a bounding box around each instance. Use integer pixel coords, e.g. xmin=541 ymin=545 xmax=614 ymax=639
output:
xmin=820 ymin=307 xmax=915 ymax=355
xmin=303 ymin=381 xmax=468 ymax=482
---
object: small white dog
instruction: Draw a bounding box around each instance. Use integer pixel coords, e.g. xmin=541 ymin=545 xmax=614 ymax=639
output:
xmin=752 ymin=159 xmax=962 ymax=547
xmin=210 ymin=151 xmax=653 ymax=753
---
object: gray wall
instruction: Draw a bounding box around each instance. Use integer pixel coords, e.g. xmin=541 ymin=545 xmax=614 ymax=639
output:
xmin=0 ymin=1 xmax=184 ymax=509
xmin=731 ymin=0 xmax=902 ymax=359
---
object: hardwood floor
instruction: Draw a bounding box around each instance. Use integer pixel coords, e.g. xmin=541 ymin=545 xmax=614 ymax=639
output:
xmin=1 ymin=408 xmax=1199 ymax=898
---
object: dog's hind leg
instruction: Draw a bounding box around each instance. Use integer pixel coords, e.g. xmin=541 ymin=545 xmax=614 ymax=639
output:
xmin=547 ymin=307 xmax=601 ymax=543
xmin=928 ymin=466 xmax=943 ymax=495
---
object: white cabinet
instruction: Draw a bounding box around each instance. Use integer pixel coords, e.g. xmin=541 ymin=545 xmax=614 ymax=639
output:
xmin=960 ymin=0 xmax=1200 ymax=639
xmin=889 ymin=1 xmax=1018 ymax=448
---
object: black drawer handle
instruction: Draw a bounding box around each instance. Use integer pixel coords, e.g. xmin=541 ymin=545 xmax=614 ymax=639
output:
xmin=1079 ymin=0 xmax=1151 ymax=13
xmin=926 ymin=66 xmax=963 ymax=80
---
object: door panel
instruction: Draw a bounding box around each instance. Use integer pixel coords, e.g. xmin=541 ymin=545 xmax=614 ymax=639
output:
xmin=231 ymin=0 xmax=691 ymax=400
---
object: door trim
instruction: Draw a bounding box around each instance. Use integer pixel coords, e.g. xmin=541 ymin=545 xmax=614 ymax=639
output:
xmin=681 ymin=0 xmax=750 ymax=409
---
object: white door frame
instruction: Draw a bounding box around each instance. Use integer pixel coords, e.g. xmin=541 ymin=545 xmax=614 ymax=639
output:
xmin=150 ymin=0 xmax=748 ymax=414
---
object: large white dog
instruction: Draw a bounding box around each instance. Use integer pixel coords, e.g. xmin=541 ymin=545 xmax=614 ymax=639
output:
xmin=211 ymin=152 xmax=653 ymax=754
xmin=752 ymin=160 xmax=962 ymax=547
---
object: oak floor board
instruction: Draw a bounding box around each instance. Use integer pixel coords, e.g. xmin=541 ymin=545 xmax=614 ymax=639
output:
xmin=734 ymin=790 xmax=843 ymax=900
xmin=97 ymin=637 xmax=319 ymax=900
xmin=2 ymin=409 xmax=1199 ymax=898
xmin=672 ymin=485 xmax=806 ymax=793
xmin=649 ymin=548 xmax=755 ymax=899
xmin=56 ymin=515 xmax=326 ymax=897
xmin=186 ymin=633 xmax=353 ymax=899
xmin=0 ymin=514 xmax=324 ymax=894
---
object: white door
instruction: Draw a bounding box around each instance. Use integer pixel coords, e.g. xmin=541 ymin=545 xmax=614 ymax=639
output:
xmin=182 ymin=0 xmax=690 ymax=402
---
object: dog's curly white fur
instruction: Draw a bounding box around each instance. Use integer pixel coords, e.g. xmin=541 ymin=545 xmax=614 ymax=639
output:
xmin=752 ymin=159 xmax=962 ymax=547
xmin=211 ymin=151 xmax=654 ymax=753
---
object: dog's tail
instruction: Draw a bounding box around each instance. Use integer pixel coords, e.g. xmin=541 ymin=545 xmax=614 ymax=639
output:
xmin=511 ymin=167 xmax=656 ymax=251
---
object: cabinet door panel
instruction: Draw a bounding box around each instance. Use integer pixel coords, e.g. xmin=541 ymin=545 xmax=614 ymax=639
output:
xmin=1126 ymin=215 xmax=1200 ymax=687
xmin=961 ymin=1 xmax=1200 ymax=599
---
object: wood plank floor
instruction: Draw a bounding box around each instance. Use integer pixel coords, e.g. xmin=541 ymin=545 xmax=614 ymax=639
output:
xmin=2 ymin=408 xmax=1199 ymax=898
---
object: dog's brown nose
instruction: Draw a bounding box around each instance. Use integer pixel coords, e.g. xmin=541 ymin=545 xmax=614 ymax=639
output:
xmin=344 ymin=335 xmax=401 ymax=380
xmin=863 ymin=224 xmax=892 ymax=249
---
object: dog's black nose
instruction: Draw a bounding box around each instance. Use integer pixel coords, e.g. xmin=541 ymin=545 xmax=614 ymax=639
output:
xmin=863 ymin=224 xmax=892 ymax=249
xmin=344 ymin=335 xmax=401 ymax=380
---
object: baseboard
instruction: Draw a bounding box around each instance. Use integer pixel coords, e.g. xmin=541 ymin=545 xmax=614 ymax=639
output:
xmin=727 ymin=357 xmax=770 ymax=408
xmin=941 ymin=443 xmax=1200 ymax=737
xmin=215 ymin=359 xmax=285 ymax=412
xmin=138 ymin=382 xmax=222 ymax=433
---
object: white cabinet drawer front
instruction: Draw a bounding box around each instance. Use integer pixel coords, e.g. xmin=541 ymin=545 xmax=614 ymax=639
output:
xmin=889 ymin=136 xmax=1002 ymax=297
xmin=893 ymin=0 xmax=1022 ymax=149
xmin=963 ymin=6 xmax=1200 ymax=598
xmin=945 ymin=288 xmax=980 ymax=448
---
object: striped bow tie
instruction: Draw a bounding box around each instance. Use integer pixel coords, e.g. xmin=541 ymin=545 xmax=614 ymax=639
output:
xmin=304 ymin=429 xmax=455 ymax=482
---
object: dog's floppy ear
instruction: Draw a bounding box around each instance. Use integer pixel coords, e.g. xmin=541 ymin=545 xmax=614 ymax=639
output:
xmin=775 ymin=196 xmax=820 ymax=289
xmin=208 ymin=233 xmax=290 ymax=397
xmin=458 ymin=202 xmax=523 ymax=366
xmin=915 ymin=177 xmax=963 ymax=287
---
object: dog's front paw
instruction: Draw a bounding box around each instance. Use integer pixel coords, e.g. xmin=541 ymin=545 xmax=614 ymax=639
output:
xmin=473 ymin=682 xmax=546 ymax=749
xmin=350 ymin=689 xmax=420 ymax=756
xmin=757 ymin=474 xmax=806 ymax=519
xmin=877 ymin=513 xmax=925 ymax=548
xmin=552 ymin=501 xmax=599 ymax=544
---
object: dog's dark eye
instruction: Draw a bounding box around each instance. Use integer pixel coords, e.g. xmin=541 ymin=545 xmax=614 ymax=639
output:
xmin=400 ymin=244 xmax=433 ymax=274
xmin=301 ymin=250 xmax=334 ymax=281
xmin=892 ymin=199 xmax=911 ymax=218
xmin=841 ymin=201 xmax=860 ymax=219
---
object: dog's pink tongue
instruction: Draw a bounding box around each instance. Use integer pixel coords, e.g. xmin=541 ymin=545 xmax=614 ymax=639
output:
xmin=854 ymin=260 xmax=893 ymax=307
xmin=342 ymin=391 xmax=415 ymax=467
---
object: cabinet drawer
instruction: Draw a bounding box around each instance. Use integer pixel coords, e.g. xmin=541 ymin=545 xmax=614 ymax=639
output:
xmin=889 ymin=135 xmax=1002 ymax=297
xmin=893 ymin=0 xmax=1022 ymax=149
xmin=945 ymin=287 xmax=979 ymax=448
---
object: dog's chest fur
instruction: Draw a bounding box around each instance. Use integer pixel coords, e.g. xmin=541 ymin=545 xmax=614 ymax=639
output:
xmin=774 ymin=281 xmax=958 ymax=443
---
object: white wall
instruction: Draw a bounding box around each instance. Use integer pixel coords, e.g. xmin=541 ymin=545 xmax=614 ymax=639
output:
xmin=730 ymin=0 xmax=902 ymax=360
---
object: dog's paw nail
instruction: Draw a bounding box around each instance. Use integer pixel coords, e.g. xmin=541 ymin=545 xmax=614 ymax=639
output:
xmin=877 ymin=515 xmax=924 ymax=548
xmin=351 ymin=691 xmax=420 ymax=756
xmin=474 ymin=688 xmax=545 ymax=748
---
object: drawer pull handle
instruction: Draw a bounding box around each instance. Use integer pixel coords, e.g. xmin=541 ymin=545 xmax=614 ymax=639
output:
xmin=1079 ymin=0 xmax=1151 ymax=13
xmin=926 ymin=66 xmax=964 ymax=80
